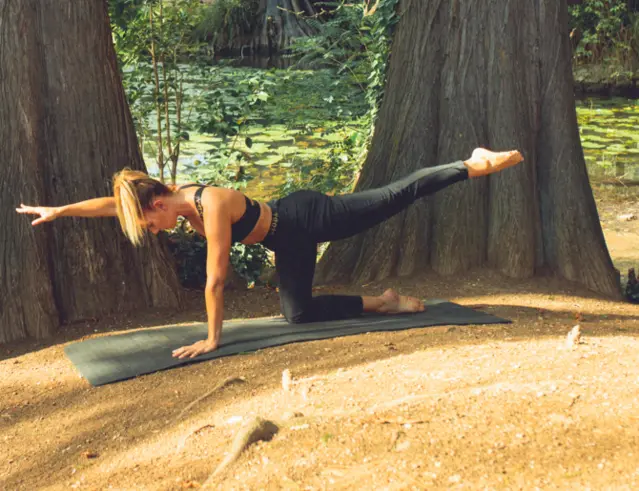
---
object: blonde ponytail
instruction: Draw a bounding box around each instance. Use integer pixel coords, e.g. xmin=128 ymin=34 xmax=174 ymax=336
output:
xmin=113 ymin=169 xmax=148 ymax=246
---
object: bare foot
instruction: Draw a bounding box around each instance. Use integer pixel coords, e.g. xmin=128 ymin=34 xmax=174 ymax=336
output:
xmin=463 ymin=148 xmax=524 ymax=177
xmin=379 ymin=289 xmax=425 ymax=314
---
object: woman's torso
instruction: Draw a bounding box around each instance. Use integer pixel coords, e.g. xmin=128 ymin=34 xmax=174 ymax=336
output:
xmin=179 ymin=184 xmax=272 ymax=245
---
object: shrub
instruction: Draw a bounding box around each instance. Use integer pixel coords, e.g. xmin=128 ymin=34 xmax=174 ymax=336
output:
xmin=166 ymin=219 xmax=270 ymax=289
xmin=569 ymin=0 xmax=639 ymax=69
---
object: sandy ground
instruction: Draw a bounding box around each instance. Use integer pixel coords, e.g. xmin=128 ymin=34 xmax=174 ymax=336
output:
xmin=1 ymin=188 xmax=638 ymax=491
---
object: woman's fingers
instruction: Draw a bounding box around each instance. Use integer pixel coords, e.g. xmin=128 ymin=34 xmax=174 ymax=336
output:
xmin=16 ymin=205 xmax=56 ymax=226
xmin=16 ymin=205 xmax=44 ymax=226
xmin=172 ymin=341 xmax=211 ymax=359
xmin=172 ymin=345 xmax=197 ymax=359
xmin=17 ymin=204 xmax=42 ymax=216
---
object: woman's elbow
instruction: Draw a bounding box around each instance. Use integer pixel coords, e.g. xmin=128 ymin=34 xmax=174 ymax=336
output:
xmin=205 ymin=277 xmax=225 ymax=292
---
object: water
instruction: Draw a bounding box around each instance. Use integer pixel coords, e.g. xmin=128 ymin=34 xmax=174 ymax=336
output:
xmin=141 ymin=65 xmax=638 ymax=195
xmin=213 ymin=54 xmax=297 ymax=70
xmin=141 ymin=66 xmax=368 ymax=199
xmin=576 ymin=97 xmax=639 ymax=183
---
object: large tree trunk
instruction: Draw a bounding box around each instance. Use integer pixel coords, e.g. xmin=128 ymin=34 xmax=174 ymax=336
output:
xmin=316 ymin=0 xmax=621 ymax=298
xmin=254 ymin=0 xmax=316 ymax=54
xmin=210 ymin=0 xmax=317 ymax=56
xmin=0 ymin=0 xmax=183 ymax=344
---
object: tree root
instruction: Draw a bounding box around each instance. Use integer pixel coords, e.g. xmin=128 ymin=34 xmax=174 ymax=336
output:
xmin=176 ymin=376 xmax=246 ymax=421
xmin=203 ymin=417 xmax=279 ymax=486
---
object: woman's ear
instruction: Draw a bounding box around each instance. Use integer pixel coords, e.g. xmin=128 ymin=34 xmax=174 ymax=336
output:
xmin=151 ymin=198 xmax=166 ymax=211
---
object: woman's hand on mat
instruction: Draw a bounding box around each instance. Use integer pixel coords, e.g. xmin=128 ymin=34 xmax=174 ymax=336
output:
xmin=172 ymin=338 xmax=219 ymax=359
xmin=16 ymin=204 xmax=60 ymax=226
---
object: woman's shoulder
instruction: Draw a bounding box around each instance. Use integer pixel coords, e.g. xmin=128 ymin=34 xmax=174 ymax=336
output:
xmin=191 ymin=185 xmax=249 ymax=205
xmin=177 ymin=182 xmax=207 ymax=190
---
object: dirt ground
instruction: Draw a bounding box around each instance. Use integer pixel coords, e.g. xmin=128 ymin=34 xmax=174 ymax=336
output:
xmin=1 ymin=187 xmax=638 ymax=491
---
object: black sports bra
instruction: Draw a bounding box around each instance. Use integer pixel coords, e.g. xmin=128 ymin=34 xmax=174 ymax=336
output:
xmin=179 ymin=184 xmax=261 ymax=243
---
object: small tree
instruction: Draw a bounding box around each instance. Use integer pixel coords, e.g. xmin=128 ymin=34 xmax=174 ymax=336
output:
xmin=112 ymin=0 xmax=207 ymax=184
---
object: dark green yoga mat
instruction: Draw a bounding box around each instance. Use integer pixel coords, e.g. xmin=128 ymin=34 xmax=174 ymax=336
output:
xmin=64 ymin=300 xmax=509 ymax=386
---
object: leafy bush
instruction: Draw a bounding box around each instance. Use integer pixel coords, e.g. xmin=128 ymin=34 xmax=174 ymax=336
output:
xmin=276 ymin=1 xmax=399 ymax=197
xmin=112 ymin=0 xmax=209 ymax=183
xmin=277 ymin=130 xmax=365 ymax=197
xmin=288 ymin=0 xmax=400 ymax=134
xmin=569 ymin=0 xmax=639 ymax=69
xmin=229 ymin=242 xmax=270 ymax=285
xmin=165 ymin=222 xmax=208 ymax=289
xmin=165 ymin=154 xmax=270 ymax=289
xmin=193 ymin=0 xmax=261 ymax=52
xmin=166 ymin=222 xmax=269 ymax=289
xmin=192 ymin=69 xmax=274 ymax=137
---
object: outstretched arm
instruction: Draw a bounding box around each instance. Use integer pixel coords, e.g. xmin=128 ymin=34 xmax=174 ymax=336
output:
xmin=16 ymin=197 xmax=117 ymax=226
xmin=172 ymin=191 xmax=232 ymax=359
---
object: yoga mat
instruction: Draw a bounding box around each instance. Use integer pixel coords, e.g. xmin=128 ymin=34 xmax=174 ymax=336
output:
xmin=64 ymin=300 xmax=509 ymax=386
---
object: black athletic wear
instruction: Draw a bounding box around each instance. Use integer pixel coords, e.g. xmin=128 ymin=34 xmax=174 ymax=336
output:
xmin=183 ymin=162 xmax=469 ymax=324
xmin=260 ymin=161 xmax=469 ymax=323
xmin=180 ymin=184 xmax=261 ymax=243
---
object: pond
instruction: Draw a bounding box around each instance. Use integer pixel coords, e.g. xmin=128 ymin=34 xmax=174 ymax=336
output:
xmin=141 ymin=66 xmax=368 ymax=200
xmin=140 ymin=66 xmax=638 ymax=198
xmin=576 ymin=97 xmax=639 ymax=184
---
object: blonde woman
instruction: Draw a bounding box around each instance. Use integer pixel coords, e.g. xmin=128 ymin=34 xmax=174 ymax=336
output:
xmin=17 ymin=148 xmax=523 ymax=359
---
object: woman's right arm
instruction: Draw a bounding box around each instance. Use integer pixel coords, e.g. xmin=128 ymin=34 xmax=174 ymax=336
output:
xmin=16 ymin=197 xmax=117 ymax=226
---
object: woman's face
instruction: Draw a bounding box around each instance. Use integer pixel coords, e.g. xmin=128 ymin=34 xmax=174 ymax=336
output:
xmin=142 ymin=200 xmax=177 ymax=235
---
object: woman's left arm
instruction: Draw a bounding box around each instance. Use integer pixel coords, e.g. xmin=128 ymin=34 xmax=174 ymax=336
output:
xmin=172 ymin=194 xmax=232 ymax=359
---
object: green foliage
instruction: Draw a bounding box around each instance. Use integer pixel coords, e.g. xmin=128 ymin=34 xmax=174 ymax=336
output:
xmin=112 ymin=0 xmax=209 ymax=183
xmin=288 ymin=1 xmax=400 ymax=132
xmin=569 ymin=0 xmax=639 ymax=69
xmin=111 ymin=0 xmax=276 ymax=288
xmin=229 ymin=242 xmax=270 ymax=285
xmin=159 ymin=67 xmax=367 ymax=199
xmin=165 ymin=222 xmax=208 ymax=288
xmin=165 ymin=231 xmax=268 ymax=289
xmin=109 ymin=0 xmax=147 ymax=30
xmin=277 ymin=130 xmax=365 ymax=197
xmin=576 ymin=97 xmax=639 ymax=179
xmin=193 ymin=0 xmax=260 ymax=50
xmin=182 ymin=143 xmax=254 ymax=191
xmin=166 ymin=219 xmax=269 ymax=289
xmin=278 ymin=0 xmax=399 ymax=196
xmin=192 ymin=69 xmax=274 ymax=137
xmin=111 ymin=2 xmax=275 ymax=184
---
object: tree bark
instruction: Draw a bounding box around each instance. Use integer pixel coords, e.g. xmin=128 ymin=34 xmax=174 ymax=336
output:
xmin=255 ymin=0 xmax=316 ymax=54
xmin=211 ymin=0 xmax=317 ymax=56
xmin=0 ymin=0 xmax=183 ymax=343
xmin=315 ymin=0 xmax=621 ymax=299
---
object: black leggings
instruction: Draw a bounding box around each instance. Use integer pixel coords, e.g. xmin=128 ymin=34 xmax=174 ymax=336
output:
xmin=261 ymin=161 xmax=469 ymax=323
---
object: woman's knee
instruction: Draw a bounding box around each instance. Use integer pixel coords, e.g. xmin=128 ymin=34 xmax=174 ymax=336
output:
xmin=282 ymin=305 xmax=315 ymax=324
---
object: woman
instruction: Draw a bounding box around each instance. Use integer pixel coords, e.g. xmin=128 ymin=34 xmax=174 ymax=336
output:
xmin=16 ymin=148 xmax=523 ymax=359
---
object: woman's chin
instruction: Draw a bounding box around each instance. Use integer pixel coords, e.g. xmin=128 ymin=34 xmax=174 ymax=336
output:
xmin=166 ymin=216 xmax=179 ymax=230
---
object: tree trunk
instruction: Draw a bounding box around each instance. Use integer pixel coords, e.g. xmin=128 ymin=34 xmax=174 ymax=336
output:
xmin=254 ymin=0 xmax=316 ymax=54
xmin=0 ymin=0 xmax=183 ymax=344
xmin=211 ymin=0 xmax=317 ymax=56
xmin=316 ymin=0 xmax=621 ymax=299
